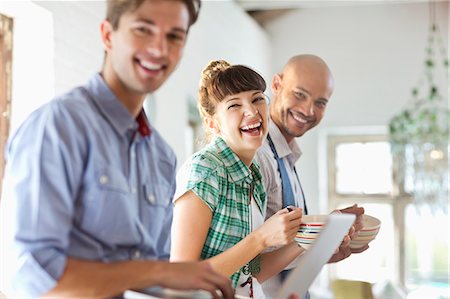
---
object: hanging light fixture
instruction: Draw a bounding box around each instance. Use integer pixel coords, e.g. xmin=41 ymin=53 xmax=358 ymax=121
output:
xmin=388 ymin=1 xmax=449 ymax=214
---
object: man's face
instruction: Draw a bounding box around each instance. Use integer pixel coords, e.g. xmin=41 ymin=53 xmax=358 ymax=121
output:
xmin=105 ymin=0 xmax=189 ymax=95
xmin=270 ymin=63 xmax=333 ymax=143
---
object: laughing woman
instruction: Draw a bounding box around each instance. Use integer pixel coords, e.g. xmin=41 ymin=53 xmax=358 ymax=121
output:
xmin=170 ymin=60 xmax=304 ymax=298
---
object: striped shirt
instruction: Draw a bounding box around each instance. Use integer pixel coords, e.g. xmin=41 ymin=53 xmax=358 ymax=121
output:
xmin=254 ymin=119 xmax=305 ymax=298
xmin=255 ymin=119 xmax=305 ymax=218
xmin=175 ymin=136 xmax=266 ymax=287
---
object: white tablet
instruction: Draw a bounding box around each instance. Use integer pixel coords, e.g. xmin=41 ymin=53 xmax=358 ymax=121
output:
xmin=275 ymin=213 xmax=355 ymax=299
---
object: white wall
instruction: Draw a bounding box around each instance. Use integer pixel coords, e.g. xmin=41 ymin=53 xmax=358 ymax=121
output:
xmin=264 ymin=1 xmax=449 ymax=214
xmin=36 ymin=1 xmax=105 ymax=95
xmin=0 ymin=0 xmax=269 ymax=167
xmin=0 ymin=0 xmax=105 ymax=134
xmin=0 ymin=1 xmax=55 ymax=134
xmin=153 ymin=0 xmax=270 ymax=164
xmin=2 ymin=0 xmax=447 ymax=212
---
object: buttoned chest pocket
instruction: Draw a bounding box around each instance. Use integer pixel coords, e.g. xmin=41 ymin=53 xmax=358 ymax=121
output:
xmin=140 ymin=179 xmax=173 ymax=243
xmin=78 ymin=166 xmax=140 ymax=245
xmin=143 ymin=181 xmax=172 ymax=207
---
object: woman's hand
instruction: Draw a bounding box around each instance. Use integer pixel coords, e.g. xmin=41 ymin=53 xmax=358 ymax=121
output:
xmin=255 ymin=206 xmax=302 ymax=248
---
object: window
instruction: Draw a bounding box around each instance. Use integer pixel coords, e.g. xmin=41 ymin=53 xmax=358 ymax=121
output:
xmin=327 ymin=133 xmax=397 ymax=288
xmin=404 ymin=205 xmax=449 ymax=298
xmin=326 ymin=131 xmax=449 ymax=298
xmin=334 ymin=141 xmax=392 ymax=195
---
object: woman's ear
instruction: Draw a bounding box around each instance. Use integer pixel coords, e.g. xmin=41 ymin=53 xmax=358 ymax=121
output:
xmin=204 ymin=116 xmax=220 ymax=135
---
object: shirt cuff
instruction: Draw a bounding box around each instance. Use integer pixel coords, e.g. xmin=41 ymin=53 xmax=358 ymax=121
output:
xmin=9 ymin=251 xmax=64 ymax=297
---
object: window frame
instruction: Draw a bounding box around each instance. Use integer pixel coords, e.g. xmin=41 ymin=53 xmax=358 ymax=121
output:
xmin=327 ymin=133 xmax=395 ymax=207
xmin=0 ymin=13 xmax=13 ymax=198
xmin=323 ymin=128 xmax=412 ymax=292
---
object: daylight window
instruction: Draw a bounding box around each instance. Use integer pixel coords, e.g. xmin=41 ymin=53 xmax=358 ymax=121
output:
xmin=335 ymin=141 xmax=393 ymax=195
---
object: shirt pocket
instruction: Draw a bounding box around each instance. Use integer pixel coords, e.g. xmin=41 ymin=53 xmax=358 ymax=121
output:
xmin=143 ymin=182 xmax=171 ymax=207
xmin=78 ymin=166 xmax=141 ymax=245
xmin=140 ymin=179 xmax=173 ymax=248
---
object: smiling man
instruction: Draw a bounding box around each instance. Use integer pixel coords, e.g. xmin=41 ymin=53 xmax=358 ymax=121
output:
xmin=0 ymin=1 xmax=234 ymax=298
xmin=269 ymin=55 xmax=332 ymax=141
xmin=255 ymin=54 xmax=367 ymax=298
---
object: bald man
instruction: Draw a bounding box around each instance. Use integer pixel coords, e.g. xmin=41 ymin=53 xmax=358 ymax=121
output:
xmin=255 ymin=55 xmax=367 ymax=298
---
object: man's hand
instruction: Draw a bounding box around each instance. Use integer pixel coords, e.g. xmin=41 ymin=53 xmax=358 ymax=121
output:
xmin=339 ymin=204 xmax=369 ymax=254
xmin=339 ymin=204 xmax=365 ymax=233
xmin=42 ymin=258 xmax=235 ymax=299
xmin=329 ymin=240 xmax=369 ymax=263
xmin=328 ymin=234 xmax=351 ymax=263
xmin=161 ymin=261 xmax=235 ymax=299
xmin=328 ymin=204 xmax=368 ymax=263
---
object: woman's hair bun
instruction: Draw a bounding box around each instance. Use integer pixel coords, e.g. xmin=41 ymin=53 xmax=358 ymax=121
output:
xmin=200 ymin=60 xmax=231 ymax=87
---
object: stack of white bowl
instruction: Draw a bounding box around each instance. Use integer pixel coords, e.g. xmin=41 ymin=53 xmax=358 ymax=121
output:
xmin=349 ymin=214 xmax=381 ymax=249
xmin=295 ymin=215 xmax=328 ymax=250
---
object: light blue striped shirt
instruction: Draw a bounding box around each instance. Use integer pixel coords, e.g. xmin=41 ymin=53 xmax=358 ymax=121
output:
xmin=0 ymin=73 xmax=176 ymax=297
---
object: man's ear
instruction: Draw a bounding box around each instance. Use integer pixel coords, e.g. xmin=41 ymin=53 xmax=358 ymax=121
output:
xmin=271 ymin=73 xmax=282 ymax=95
xmin=100 ymin=20 xmax=113 ymax=51
xmin=204 ymin=116 xmax=220 ymax=135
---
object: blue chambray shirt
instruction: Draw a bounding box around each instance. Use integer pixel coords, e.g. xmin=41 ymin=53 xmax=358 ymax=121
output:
xmin=0 ymin=73 xmax=176 ymax=297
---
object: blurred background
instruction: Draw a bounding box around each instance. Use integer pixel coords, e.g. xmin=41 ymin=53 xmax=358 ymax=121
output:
xmin=0 ymin=0 xmax=448 ymax=298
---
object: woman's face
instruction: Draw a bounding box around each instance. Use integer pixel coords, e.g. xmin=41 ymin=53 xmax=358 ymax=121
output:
xmin=211 ymin=90 xmax=269 ymax=164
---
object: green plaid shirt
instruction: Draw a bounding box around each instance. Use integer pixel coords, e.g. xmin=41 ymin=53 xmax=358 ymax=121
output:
xmin=176 ymin=137 xmax=266 ymax=287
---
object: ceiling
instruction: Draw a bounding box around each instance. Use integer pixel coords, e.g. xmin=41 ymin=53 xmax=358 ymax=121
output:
xmin=235 ymin=0 xmax=430 ymax=25
xmin=236 ymin=0 xmax=427 ymax=11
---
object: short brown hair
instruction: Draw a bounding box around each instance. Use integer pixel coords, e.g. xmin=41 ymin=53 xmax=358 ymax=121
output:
xmin=106 ymin=0 xmax=201 ymax=30
xmin=198 ymin=60 xmax=266 ymax=120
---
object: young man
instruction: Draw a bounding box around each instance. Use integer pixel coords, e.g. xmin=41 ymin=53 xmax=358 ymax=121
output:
xmin=0 ymin=1 xmax=234 ymax=298
xmin=255 ymin=54 xmax=368 ymax=297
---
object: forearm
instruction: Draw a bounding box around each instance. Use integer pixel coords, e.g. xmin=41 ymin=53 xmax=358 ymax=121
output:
xmin=256 ymin=243 xmax=303 ymax=283
xmin=207 ymin=231 xmax=266 ymax=277
xmin=42 ymin=258 xmax=167 ymax=298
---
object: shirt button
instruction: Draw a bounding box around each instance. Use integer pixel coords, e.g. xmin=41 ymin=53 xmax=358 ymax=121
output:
xmin=131 ymin=188 xmax=137 ymax=194
xmin=133 ymin=250 xmax=141 ymax=259
xmin=99 ymin=175 xmax=108 ymax=185
xmin=147 ymin=194 xmax=155 ymax=204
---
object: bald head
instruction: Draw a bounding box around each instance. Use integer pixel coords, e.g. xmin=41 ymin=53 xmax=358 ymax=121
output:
xmin=270 ymin=54 xmax=334 ymax=142
xmin=281 ymin=54 xmax=334 ymax=91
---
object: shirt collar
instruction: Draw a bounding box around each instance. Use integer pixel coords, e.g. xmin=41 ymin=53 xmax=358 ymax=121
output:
xmin=268 ymin=118 xmax=302 ymax=163
xmin=211 ymin=136 xmax=262 ymax=184
xmin=85 ymin=73 xmax=151 ymax=138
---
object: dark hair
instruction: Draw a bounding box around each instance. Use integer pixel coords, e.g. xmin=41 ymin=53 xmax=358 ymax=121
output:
xmin=198 ymin=60 xmax=266 ymax=119
xmin=106 ymin=0 xmax=201 ymax=30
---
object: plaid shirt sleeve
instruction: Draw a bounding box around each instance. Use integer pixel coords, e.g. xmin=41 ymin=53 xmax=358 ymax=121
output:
xmin=185 ymin=153 xmax=222 ymax=212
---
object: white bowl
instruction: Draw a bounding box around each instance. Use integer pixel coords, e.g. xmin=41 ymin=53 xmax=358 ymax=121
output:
xmin=295 ymin=237 xmax=315 ymax=250
xmin=300 ymin=215 xmax=328 ymax=226
xmin=296 ymin=215 xmax=328 ymax=249
xmin=359 ymin=214 xmax=381 ymax=230
xmin=350 ymin=214 xmax=381 ymax=249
